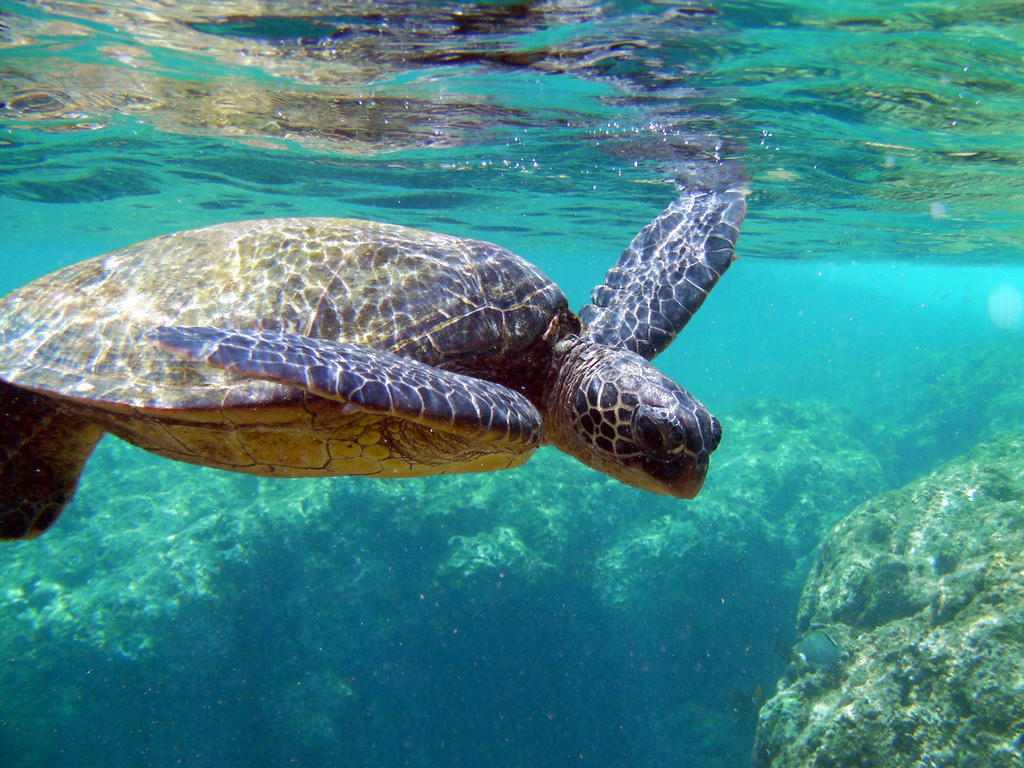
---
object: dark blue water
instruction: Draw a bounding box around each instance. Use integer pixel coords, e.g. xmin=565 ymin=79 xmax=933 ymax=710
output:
xmin=1 ymin=2 xmax=1022 ymax=767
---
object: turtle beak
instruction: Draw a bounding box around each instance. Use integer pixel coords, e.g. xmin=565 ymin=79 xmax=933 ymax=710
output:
xmin=665 ymin=454 xmax=710 ymax=499
xmin=620 ymin=452 xmax=710 ymax=499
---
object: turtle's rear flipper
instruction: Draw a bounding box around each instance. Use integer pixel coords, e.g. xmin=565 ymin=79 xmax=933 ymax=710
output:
xmin=0 ymin=380 xmax=104 ymax=539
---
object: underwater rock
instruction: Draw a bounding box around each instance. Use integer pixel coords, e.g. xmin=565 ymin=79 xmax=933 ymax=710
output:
xmin=0 ymin=437 xmax=645 ymax=767
xmin=0 ymin=440 xmax=607 ymax=661
xmin=753 ymin=433 xmax=1024 ymax=768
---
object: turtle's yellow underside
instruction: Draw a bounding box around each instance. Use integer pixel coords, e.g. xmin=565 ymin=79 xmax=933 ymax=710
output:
xmin=93 ymin=398 xmax=532 ymax=478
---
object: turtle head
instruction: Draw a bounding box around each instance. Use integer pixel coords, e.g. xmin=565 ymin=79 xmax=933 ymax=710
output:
xmin=549 ymin=340 xmax=721 ymax=499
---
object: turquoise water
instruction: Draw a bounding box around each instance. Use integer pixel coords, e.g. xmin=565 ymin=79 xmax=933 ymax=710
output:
xmin=1 ymin=2 xmax=1022 ymax=767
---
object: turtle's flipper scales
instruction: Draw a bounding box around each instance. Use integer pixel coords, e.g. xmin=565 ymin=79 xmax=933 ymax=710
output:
xmin=147 ymin=327 xmax=543 ymax=450
xmin=579 ymin=187 xmax=746 ymax=360
xmin=0 ymin=380 xmax=104 ymax=539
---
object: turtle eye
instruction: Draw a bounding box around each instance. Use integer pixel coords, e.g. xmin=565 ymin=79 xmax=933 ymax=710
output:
xmin=633 ymin=408 xmax=665 ymax=454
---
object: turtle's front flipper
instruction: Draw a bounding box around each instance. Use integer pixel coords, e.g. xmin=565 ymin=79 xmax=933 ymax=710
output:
xmin=579 ymin=187 xmax=746 ymax=360
xmin=0 ymin=380 xmax=104 ymax=539
xmin=146 ymin=327 xmax=543 ymax=451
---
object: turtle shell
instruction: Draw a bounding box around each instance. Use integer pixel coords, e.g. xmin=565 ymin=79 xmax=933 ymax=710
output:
xmin=0 ymin=218 xmax=568 ymax=411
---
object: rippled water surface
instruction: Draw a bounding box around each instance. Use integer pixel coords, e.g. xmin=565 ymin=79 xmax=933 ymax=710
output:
xmin=1 ymin=2 xmax=1022 ymax=767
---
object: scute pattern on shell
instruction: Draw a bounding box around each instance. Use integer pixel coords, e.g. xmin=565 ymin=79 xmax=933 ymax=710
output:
xmin=0 ymin=218 xmax=567 ymax=410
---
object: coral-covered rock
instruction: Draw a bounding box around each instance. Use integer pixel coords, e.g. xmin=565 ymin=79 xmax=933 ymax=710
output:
xmin=753 ymin=434 xmax=1024 ymax=768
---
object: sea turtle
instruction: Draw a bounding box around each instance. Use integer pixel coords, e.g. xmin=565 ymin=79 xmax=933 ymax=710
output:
xmin=0 ymin=185 xmax=745 ymax=539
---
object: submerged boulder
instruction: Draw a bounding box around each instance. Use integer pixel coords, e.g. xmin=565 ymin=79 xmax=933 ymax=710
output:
xmin=753 ymin=433 xmax=1024 ymax=768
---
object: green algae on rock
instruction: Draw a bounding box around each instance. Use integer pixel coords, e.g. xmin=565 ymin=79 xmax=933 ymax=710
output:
xmin=440 ymin=526 xmax=554 ymax=588
xmin=0 ymin=436 xmax=341 ymax=659
xmin=753 ymin=433 xmax=1024 ymax=768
